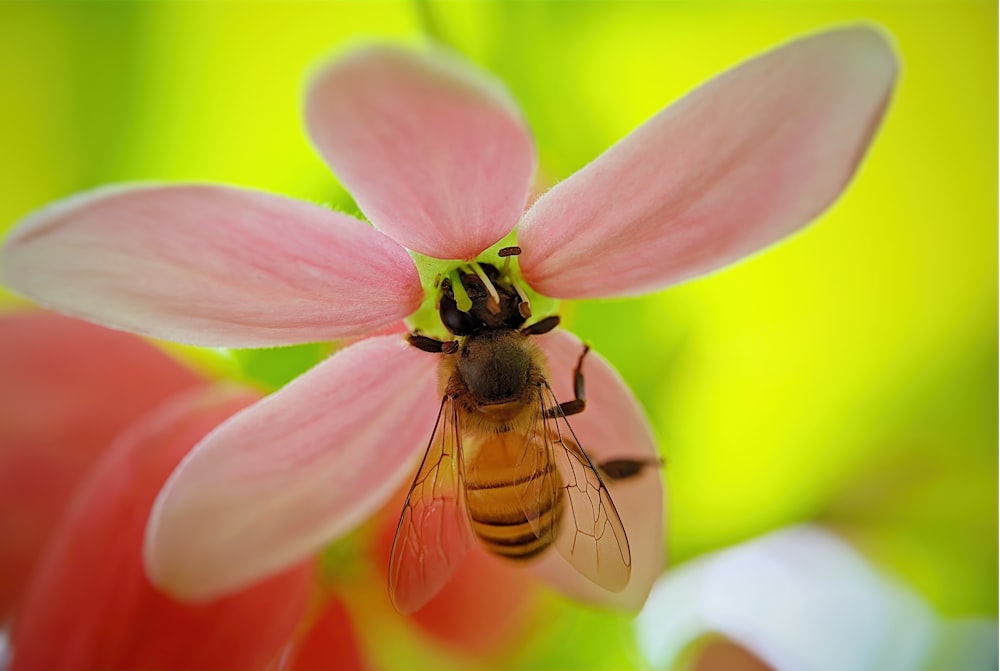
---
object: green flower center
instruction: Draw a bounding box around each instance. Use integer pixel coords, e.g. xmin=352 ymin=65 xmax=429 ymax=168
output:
xmin=407 ymin=231 xmax=559 ymax=338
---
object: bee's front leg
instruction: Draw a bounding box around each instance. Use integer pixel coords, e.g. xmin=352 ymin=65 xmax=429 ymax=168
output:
xmin=521 ymin=315 xmax=560 ymax=336
xmin=407 ymin=332 xmax=459 ymax=354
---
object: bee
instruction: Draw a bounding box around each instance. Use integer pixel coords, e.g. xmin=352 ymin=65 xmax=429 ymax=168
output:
xmin=388 ymin=248 xmax=636 ymax=614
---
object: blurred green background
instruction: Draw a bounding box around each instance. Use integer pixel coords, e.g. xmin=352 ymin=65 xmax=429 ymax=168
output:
xmin=0 ymin=1 xmax=995 ymax=669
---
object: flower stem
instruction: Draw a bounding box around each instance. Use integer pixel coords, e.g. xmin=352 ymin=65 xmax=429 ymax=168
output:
xmin=413 ymin=0 xmax=448 ymax=47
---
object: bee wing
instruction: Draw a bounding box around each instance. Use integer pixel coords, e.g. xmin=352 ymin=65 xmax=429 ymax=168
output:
xmin=388 ymin=394 xmax=474 ymax=614
xmin=517 ymin=383 xmax=631 ymax=592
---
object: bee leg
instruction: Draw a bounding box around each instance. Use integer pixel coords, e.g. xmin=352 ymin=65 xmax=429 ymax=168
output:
xmin=521 ymin=315 xmax=560 ymax=336
xmin=408 ymin=333 xmax=459 ymax=354
xmin=555 ymin=344 xmax=589 ymax=417
xmin=558 ymin=345 xmax=589 ymax=416
xmin=598 ymin=457 xmax=665 ymax=482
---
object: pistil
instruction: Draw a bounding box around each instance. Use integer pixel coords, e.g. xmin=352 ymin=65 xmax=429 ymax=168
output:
xmin=447 ymin=269 xmax=473 ymax=312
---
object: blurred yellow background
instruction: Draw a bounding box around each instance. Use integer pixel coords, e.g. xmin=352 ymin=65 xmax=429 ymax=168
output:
xmin=0 ymin=1 xmax=994 ymax=668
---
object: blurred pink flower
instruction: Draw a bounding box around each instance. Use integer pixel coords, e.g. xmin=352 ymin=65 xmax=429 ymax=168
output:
xmin=370 ymin=487 xmax=537 ymax=655
xmin=283 ymin=597 xmax=367 ymax=671
xmin=0 ymin=27 xmax=896 ymax=610
xmin=1 ymin=311 xmax=365 ymax=670
xmin=0 ymin=311 xmax=200 ymax=618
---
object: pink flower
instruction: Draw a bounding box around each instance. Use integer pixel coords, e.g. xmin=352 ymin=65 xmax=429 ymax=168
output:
xmin=369 ymin=488 xmax=538 ymax=654
xmin=0 ymin=311 xmax=366 ymax=670
xmin=0 ymin=311 xmax=200 ymax=620
xmin=0 ymin=26 xmax=896 ymax=612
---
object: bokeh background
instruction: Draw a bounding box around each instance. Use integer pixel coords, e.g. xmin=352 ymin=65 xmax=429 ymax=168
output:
xmin=0 ymin=1 xmax=995 ymax=669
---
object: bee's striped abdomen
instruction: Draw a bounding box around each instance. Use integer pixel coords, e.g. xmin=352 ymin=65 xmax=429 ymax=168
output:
xmin=465 ymin=460 xmax=564 ymax=561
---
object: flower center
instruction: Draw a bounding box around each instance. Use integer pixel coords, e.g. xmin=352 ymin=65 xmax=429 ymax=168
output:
xmin=438 ymin=256 xmax=528 ymax=336
xmin=407 ymin=237 xmax=558 ymax=339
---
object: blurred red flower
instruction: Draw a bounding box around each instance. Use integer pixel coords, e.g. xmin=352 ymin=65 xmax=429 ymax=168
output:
xmin=0 ymin=311 xmax=364 ymax=670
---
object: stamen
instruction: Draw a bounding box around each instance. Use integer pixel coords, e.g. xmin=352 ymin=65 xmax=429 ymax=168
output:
xmin=448 ymin=269 xmax=473 ymax=312
xmin=469 ymin=262 xmax=501 ymax=311
xmin=514 ymin=282 xmax=532 ymax=318
xmin=499 ymin=247 xmax=520 ymax=274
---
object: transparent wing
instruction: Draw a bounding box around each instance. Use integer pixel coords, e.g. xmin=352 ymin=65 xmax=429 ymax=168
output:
xmin=519 ymin=382 xmax=631 ymax=592
xmin=509 ymin=395 xmax=562 ymax=549
xmin=388 ymin=394 xmax=474 ymax=614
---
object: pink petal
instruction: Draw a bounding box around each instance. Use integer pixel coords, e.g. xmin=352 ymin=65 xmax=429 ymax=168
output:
xmin=11 ymin=385 xmax=316 ymax=670
xmin=1 ymin=184 xmax=423 ymax=347
xmin=145 ymin=334 xmax=441 ymax=601
xmin=532 ymin=329 xmax=665 ymax=610
xmin=0 ymin=311 xmax=200 ymax=620
xmin=306 ymin=45 xmax=535 ymax=260
xmin=519 ymin=27 xmax=898 ymax=298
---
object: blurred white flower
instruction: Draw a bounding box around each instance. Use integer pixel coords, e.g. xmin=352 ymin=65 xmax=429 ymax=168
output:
xmin=636 ymin=525 xmax=997 ymax=671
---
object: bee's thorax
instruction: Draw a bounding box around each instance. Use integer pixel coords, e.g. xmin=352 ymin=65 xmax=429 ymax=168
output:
xmin=458 ymin=330 xmax=531 ymax=405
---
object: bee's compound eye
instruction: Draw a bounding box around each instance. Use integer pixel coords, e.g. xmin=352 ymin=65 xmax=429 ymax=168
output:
xmin=439 ymin=291 xmax=475 ymax=336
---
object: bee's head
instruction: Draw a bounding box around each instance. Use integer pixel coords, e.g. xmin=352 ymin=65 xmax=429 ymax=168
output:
xmin=438 ymin=263 xmax=527 ymax=336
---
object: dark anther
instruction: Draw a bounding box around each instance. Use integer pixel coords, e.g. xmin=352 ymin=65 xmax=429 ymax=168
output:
xmin=498 ymin=246 xmax=522 ymax=257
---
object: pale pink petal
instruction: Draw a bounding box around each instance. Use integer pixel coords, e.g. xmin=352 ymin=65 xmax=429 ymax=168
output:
xmin=533 ymin=329 xmax=664 ymax=610
xmin=145 ymin=334 xmax=441 ymax=601
xmin=1 ymin=184 xmax=423 ymax=347
xmin=306 ymin=45 xmax=535 ymax=260
xmin=519 ymin=26 xmax=897 ymax=298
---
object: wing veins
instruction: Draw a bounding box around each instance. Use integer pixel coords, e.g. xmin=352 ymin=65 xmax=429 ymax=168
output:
xmin=388 ymin=393 xmax=474 ymax=613
xmin=538 ymin=381 xmax=631 ymax=592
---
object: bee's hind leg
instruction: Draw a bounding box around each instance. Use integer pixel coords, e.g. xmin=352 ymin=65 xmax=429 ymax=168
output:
xmin=598 ymin=457 xmax=665 ymax=482
xmin=552 ymin=343 xmax=666 ymax=483
xmin=407 ymin=332 xmax=458 ymax=354
xmin=554 ymin=344 xmax=589 ymax=418
xmin=559 ymin=344 xmax=589 ymax=416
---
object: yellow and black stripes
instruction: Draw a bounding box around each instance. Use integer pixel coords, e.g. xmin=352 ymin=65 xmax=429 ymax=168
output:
xmin=465 ymin=462 xmax=564 ymax=561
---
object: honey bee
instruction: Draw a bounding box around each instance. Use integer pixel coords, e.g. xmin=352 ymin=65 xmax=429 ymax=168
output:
xmin=389 ymin=248 xmax=638 ymax=614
